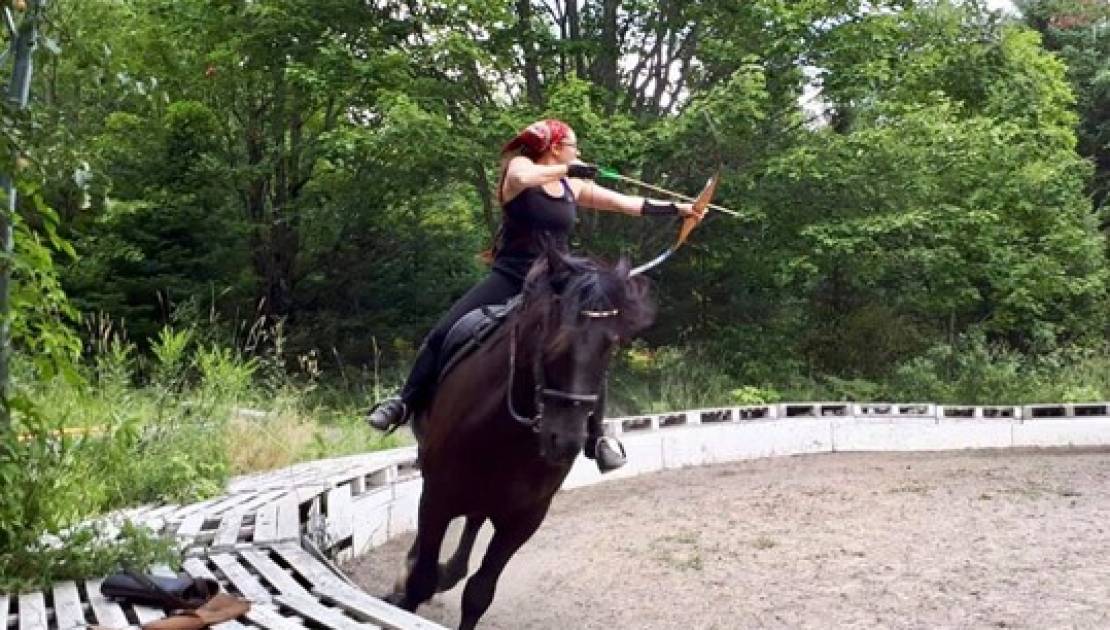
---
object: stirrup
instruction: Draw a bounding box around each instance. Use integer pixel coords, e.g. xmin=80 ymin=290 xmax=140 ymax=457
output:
xmin=594 ymin=436 xmax=627 ymax=473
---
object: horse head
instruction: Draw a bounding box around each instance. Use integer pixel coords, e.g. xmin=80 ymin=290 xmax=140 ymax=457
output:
xmin=509 ymin=248 xmax=655 ymax=465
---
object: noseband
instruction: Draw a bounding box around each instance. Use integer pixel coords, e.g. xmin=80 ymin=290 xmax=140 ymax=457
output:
xmin=506 ymin=307 xmax=618 ymax=431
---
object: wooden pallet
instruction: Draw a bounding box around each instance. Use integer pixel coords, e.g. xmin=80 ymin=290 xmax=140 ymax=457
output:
xmin=2 ymin=447 xmax=438 ymax=630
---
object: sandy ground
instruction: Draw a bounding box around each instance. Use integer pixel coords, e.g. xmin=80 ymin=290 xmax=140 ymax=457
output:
xmin=343 ymin=449 xmax=1110 ymax=629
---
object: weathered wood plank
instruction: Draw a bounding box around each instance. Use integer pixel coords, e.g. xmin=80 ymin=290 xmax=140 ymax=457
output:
xmin=210 ymin=554 xmax=272 ymax=603
xmin=122 ymin=564 xmax=177 ymax=624
xmin=85 ymin=579 xmax=130 ymax=629
xmin=236 ymin=489 xmax=287 ymax=514
xmin=252 ymin=499 xmax=281 ymax=543
xmin=133 ymin=603 xmax=167 ymax=625
xmin=244 ymin=604 xmax=306 ymax=630
xmin=50 ymin=582 xmax=86 ymax=630
xmin=190 ymin=491 xmax=262 ymax=520
xmin=312 ymin=582 xmax=448 ymax=630
xmin=238 ymin=549 xmax=310 ymax=598
xmin=325 ymin=485 xmax=353 ymax=542
xmin=211 ymin=621 xmax=252 ymax=630
xmin=272 ymin=593 xmax=372 ymax=630
xmin=133 ymin=604 xmax=167 ymax=626
xmin=16 ymin=592 xmax=47 ymax=630
xmin=176 ymin=511 xmax=208 ymax=540
xmin=213 ymin=511 xmax=247 ymax=548
xmin=182 ymin=557 xmax=219 ymax=581
xmin=168 ymin=494 xmax=225 ymax=521
xmin=275 ymin=496 xmax=301 ymax=542
xmin=269 ymin=545 xmax=346 ymax=590
xmin=349 ymin=488 xmax=392 ymax=552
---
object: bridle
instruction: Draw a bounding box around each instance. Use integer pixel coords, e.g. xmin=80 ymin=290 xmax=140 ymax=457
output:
xmin=506 ymin=305 xmax=619 ymax=431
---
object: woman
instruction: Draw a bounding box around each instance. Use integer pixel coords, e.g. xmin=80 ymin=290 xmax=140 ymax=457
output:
xmin=368 ymin=119 xmax=704 ymax=472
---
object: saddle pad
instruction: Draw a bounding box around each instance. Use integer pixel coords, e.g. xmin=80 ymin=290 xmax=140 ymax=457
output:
xmin=438 ymin=296 xmax=520 ymax=381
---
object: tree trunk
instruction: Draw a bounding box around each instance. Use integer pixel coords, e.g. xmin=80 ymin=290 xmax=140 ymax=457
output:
xmin=566 ymin=0 xmax=585 ymax=78
xmin=517 ymin=0 xmax=543 ymax=106
xmin=592 ymin=0 xmax=620 ymax=108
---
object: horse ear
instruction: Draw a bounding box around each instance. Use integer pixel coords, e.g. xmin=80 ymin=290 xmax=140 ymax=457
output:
xmin=614 ymin=257 xmax=631 ymax=278
xmin=546 ymin=248 xmax=568 ymax=276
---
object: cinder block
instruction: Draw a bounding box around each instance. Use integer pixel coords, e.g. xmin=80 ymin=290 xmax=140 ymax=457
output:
xmin=387 ymin=479 xmax=422 ymax=538
xmin=1013 ymin=418 xmax=1110 ymax=447
xmin=562 ymin=432 xmax=664 ymax=490
xmin=833 ymin=418 xmax=1013 ymax=451
xmin=660 ymin=420 xmax=834 ymax=469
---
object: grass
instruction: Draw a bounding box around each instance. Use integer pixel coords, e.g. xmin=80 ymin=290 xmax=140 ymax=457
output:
xmin=0 ymin=325 xmax=404 ymax=592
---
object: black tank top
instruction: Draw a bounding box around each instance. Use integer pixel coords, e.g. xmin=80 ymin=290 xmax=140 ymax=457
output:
xmin=493 ymin=179 xmax=576 ymax=280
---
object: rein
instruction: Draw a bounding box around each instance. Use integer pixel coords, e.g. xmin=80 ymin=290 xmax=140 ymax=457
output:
xmin=506 ymin=306 xmax=616 ymax=431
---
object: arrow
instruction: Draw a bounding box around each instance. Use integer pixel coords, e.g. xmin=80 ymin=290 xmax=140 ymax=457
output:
xmin=598 ymin=166 xmax=743 ymax=218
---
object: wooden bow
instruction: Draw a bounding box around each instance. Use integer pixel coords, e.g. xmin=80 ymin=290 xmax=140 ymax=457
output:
xmin=630 ymin=173 xmax=720 ymax=276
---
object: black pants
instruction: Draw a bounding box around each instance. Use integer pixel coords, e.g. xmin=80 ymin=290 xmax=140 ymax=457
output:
xmin=400 ymin=268 xmax=522 ymax=410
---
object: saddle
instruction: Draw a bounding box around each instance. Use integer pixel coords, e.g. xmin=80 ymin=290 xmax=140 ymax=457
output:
xmin=437 ymin=295 xmax=521 ymax=381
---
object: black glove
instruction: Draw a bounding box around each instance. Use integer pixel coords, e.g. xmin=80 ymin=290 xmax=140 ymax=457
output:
xmin=641 ymin=199 xmax=680 ymax=216
xmin=567 ymin=163 xmax=599 ymax=180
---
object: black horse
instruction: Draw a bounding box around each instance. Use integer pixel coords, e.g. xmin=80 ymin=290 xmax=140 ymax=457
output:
xmin=386 ymin=249 xmax=654 ymax=629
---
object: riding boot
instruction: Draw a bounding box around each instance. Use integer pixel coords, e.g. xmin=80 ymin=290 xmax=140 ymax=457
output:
xmin=369 ymin=338 xmax=439 ymax=433
xmin=366 ymin=398 xmax=410 ymax=433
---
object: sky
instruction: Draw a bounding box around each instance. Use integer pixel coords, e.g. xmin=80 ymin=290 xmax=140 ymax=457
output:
xmin=987 ymin=0 xmax=1018 ymax=14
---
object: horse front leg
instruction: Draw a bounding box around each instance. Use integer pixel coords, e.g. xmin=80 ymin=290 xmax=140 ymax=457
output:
xmin=387 ymin=493 xmax=451 ymax=612
xmin=458 ymin=508 xmax=547 ymax=630
xmin=385 ymin=536 xmax=420 ymax=601
xmin=437 ymin=514 xmax=486 ymax=593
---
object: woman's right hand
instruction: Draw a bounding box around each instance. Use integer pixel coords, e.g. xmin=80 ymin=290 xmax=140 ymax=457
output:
xmin=567 ymin=162 xmax=599 ymax=180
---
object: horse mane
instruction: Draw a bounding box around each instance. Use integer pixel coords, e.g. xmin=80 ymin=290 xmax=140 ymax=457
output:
xmin=516 ymin=249 xmax=655 ymax=349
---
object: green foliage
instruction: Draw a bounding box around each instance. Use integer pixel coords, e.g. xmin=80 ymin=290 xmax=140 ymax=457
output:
xmin=1019 ymin=0 xmax=1110 ymax=211
xmin=0 ymin=522 xmax=176 ymax=592
xmin=608 ymin=343 xmax=742 ymax=415
xmin=885 ymin=331 xmax=1110 ymax=404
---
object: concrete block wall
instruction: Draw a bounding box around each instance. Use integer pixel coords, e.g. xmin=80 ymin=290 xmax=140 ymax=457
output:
xmin=320 ymin=401 xmax=1110 ymax=557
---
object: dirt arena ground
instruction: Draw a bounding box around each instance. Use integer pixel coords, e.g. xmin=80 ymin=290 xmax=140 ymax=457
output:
xmin=344 ymin=449 xmax=1110 ymax=629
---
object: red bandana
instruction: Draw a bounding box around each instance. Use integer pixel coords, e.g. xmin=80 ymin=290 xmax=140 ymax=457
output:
xmin=502 ymin=119 xmax=571 ymax=156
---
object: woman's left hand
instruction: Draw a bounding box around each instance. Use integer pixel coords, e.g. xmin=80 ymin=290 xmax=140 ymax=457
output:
xmin=677 ymin=202 xmax=705 ymax=222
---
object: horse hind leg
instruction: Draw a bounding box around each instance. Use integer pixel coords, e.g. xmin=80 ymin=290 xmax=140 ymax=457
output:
xmin=458 ymin=510 xmax=546 ymax=630
xmin=437 ymin=515 xmax=485 ymax=593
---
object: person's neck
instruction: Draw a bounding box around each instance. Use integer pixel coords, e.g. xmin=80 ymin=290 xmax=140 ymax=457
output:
xmin=535 ymin=155 xmax=560 ymax=166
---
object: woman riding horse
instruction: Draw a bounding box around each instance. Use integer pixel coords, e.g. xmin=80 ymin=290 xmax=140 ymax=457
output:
xmin=368 ymin=119 xmax=703 ymax=472
xmin=389 ymin=249 xmax=657 ymax=629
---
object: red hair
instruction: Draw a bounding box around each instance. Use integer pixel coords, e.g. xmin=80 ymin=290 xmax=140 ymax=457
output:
xmin=501 ymin=119 xmax=572 ymax=157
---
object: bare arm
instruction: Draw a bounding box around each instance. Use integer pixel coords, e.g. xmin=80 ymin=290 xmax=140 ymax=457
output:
xmin=573 ymin=181 xmax=643 ymax=215
xmin=501 ymin=156 xmax=570 ymax=202
xmin=573 ymin=180 xmax=698 ymax=218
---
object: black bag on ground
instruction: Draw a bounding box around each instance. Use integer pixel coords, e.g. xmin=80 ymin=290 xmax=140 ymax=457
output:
xmin=101 ymin=571 xmax=220 ymax=610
